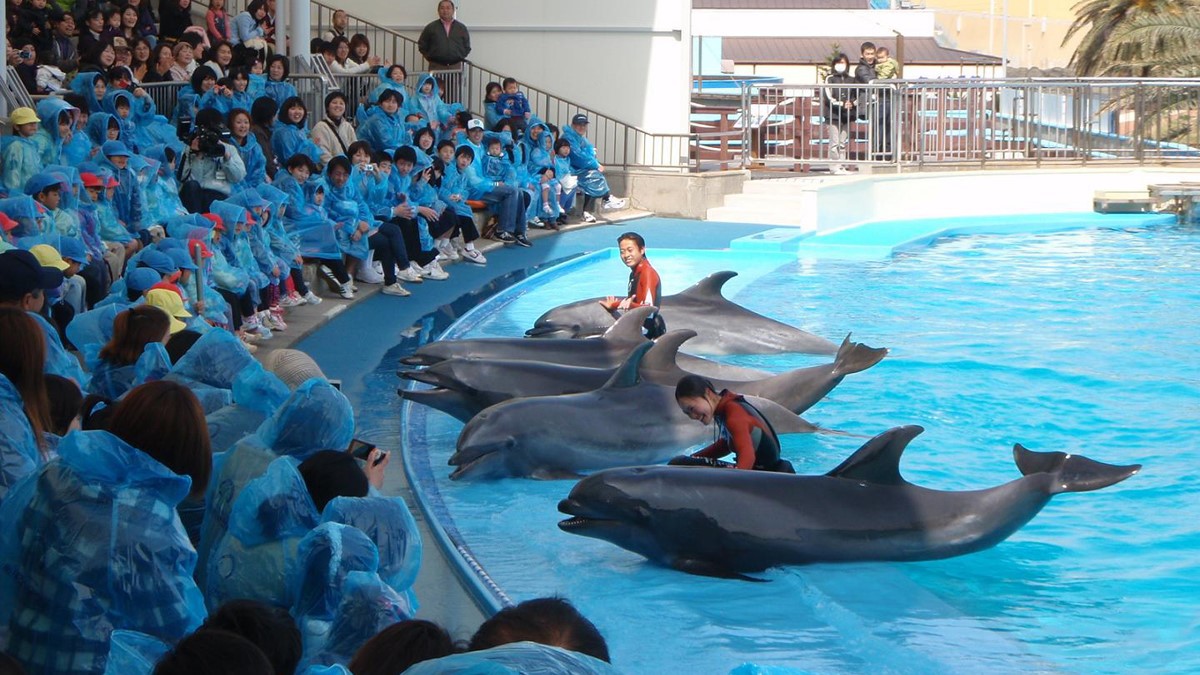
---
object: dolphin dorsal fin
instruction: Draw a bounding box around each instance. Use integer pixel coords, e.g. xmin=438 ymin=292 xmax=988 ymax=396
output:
xmin=641 ymin=330 xmax=697 ymax=375
xmin=602 ymin=341 xmax=654 ymax=389
xmin=674 ymin=271 xmax=738 ymax=302
xmin=825 ymin=425 xmax=924 ymax=485
xmin=602 ymin=306 xmax=655 ymax=344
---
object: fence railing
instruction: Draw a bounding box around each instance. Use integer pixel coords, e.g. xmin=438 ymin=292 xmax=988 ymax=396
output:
xmin=732 ymin=78 xmax=1200 ymax=171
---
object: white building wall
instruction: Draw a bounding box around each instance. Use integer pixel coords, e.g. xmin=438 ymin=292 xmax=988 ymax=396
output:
xmin=691 ymin=9 xmax=936 ymax=39
xmin=337 ymin=0 xmax=692 ymax=134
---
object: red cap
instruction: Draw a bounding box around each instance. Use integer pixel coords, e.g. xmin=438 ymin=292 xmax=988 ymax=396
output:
xmin=0 ymin=212 xmax=18 ymax=233
xmin=188 ymin=239 xmax=214 ymax=259
xmin=104 ymin=175 xmax=120 ymax=188
xmin=149 ymin=281 xmax=184 ymax=298
xmin=202 ymin=213 xmax=226 ymax=231
xmin=80 ymin=172 xmax=104 ymax=188
xmin=244 ymin=210 xmax=257 ymax=225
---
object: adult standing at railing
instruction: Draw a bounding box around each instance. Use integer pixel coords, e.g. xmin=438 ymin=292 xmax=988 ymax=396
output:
xmin=418 ymin=0 xmax=470 ymax=70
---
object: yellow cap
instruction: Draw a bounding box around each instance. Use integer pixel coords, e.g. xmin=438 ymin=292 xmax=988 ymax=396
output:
xmin=29 ymin=244 xmax=69 ymax=271
xmin=144 ymin=288 xmax=191 ymax=334
xmin=9 ymin=107 xmax=41 ymax=126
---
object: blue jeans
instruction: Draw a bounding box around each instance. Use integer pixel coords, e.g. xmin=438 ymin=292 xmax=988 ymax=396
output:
xmin=481 ymin=185 xmax=524 ymax=235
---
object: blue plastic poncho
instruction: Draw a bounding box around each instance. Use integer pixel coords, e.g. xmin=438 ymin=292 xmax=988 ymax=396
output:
xmin=32 ymin=97 xmax=78 ymax=167
xmin=27 ymin=310 xmax=89 ymax=387
xmin=271 ymin=119 xmax=322 ymax=168
xmin=358 ymin=105 xmax=410 ymax=153
xmin=0 ymin=374 xmax=41 ymax=506
xmin=367 ymin=67 xmax=413 ymax=112
xmin=291 ymin=522 xmax=379 ymax=622
xmin=324 ymin=495 xmax=422 ymax=594
xmin=169 ymin=328 xmax=256 ymax=390
xmin=85 ymin=111 xmax=120 ymax=148
xmin=205 ymin=364 xmax=291 ymax=454
xmin=275 ymin=174 xmax=342 ymax=261
xmin=303 ymin=571 xmax=414 ymax=669
xmin=86 ymin=342 xmax=172 ymax=400
xmin=324 ymin=161 xmax=373 ymax=261
xmin=196 ymin=378 xmax=353 ymax=589
xmin=402 ymin=643 xmax=623 ymax=675
xmin=256 ymin=182 xmax=302 ymax=267
xmin=409 ymin=74 xmax=463 ymax=127
xmin=264 ymin=77 xmax=298 ymax=109
xmin=102 ymin=630 xmax=170 ymax=675
xmin=69 ymin=71 xmax=108 ymax=118
xmin=560 ymin=125 xmax=611 ymax=197
xmin=205 ymin=456 xmax=319 ymax=610
xmin=0 ymin=430 xmax=206 ymax=674
xmin=232 ymin=132 xmax=269 ymax=189
xmin=1 ymin=134 xmax=45 ymax=193
xmin=102 ymin=89 xmax=140 ymax=152
xmin=142 ymin=143 xmax=188 ymax=225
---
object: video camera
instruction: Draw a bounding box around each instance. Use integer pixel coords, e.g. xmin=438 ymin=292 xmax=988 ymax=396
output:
xmin=189 ymin=125 xmax=231 ymax=159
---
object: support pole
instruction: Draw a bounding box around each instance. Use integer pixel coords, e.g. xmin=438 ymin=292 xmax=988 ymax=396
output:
xmin=289 ymin=0 xmax=312 ymax=59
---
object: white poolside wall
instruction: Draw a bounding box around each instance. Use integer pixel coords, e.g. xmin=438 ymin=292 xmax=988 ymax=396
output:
xmin=813 ymin=168 xmax=1200 ymax=231
xmin=337 ymin=0 xmax=693 ymax=135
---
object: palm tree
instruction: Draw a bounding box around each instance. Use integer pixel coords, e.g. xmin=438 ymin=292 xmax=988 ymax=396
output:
xmin=1098 ymin=7 xmax=1200 ymax=76
xmin=1063 ymin=0 xmax=1189 ymax=76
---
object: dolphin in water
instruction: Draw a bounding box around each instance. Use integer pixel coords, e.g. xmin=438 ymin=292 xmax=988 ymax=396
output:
xmin=400 ymin=330 xmax=887 ymax=422
xmin=525 ymin=271 xmax=840 ymax=356
xmin=557 ymin=425 xmax=1142 ymax=579
xmin=447 ymin=342 xmax=821 ymax=480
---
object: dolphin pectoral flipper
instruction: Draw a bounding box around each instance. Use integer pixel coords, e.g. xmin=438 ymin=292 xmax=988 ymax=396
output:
xmin=670 ymin=557 xmax=768 ymax=582
xmin=1013 ymin=445 xmax=1142 ymax=494
xmin=831 ymin=334 xmax=890 ymax=377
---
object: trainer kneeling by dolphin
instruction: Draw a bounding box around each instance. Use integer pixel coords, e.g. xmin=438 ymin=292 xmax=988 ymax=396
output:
xmin=669 ymin=375 xmax=795 ymax=473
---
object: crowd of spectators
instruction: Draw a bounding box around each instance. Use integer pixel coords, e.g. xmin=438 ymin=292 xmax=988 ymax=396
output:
xmin=1 ymin=1 xmax=631 ymax=672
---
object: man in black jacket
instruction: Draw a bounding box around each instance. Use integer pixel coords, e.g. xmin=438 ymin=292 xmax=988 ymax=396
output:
xmin=418 ymin=0 xmax=471 ymax=69
xmin=854 ymin=41 xmax=892 ymax=159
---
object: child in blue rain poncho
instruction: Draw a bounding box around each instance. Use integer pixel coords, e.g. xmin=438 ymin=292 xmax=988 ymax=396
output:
xmin=141 ymin=143 xmax=189 ymax=225
xmin=229 ymin=189 xmax=288 ymax=324
xmin=272 ymin=154 xmax=353 ymax=299
xmin=323 ymin=156 xmax=373 ymax=265
xmin=273 ymin=97 xmax=323 ymax=169
xmin=199 ymin=67 xmax=256 ymax=117
xmin=0 ymin=381 xmax=211 ymax=675
xmin=61 ymin=98 xmax=95 ymax=167
xmin=368 ymin=65 xmax=413 ymax=113
xmin=409 ymin=73 xmax=462 ymax=135
xmin=358 ymin=89 xmax=411 ymax=152
xmin=2 ymin=107 xmax=46 ymax=193
xmin=85 ymin=111 xmax=122 ymax=150
xmin=31 ymin=98 xmax=79 ymax=167
xmin=228 ymin=108 xmax=269 ymax=189
xmin=83 ymin=304 xmax=175 ymax=399
xmin=98 ymin=140 xmax=146 ymax=241
xmin=196 ymin=378 xmax=354 ymax=590
xmin=211 ymin=199 xmax=269 ymax=307
xmin=69 ymin=71 xmax=109 ymax=121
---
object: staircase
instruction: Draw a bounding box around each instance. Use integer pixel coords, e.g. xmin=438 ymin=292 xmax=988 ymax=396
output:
xmin=706 ymin=176 xmax=834 ymax=229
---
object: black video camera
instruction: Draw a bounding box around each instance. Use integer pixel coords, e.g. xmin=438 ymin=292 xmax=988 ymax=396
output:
xmin=190 ymin=125 xmax=230 ymax=159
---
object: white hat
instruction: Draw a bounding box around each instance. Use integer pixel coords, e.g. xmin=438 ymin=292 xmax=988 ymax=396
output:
xmin=466 ymin=118 xmax=484 ymax=131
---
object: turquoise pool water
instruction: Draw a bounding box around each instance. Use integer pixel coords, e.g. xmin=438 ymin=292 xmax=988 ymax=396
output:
xmin=399 ymin=225 xmax=1200 ymax=674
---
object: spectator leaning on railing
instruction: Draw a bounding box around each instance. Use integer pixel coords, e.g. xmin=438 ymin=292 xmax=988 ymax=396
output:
xmin=418 ymin=0 xmax=470 ymax=70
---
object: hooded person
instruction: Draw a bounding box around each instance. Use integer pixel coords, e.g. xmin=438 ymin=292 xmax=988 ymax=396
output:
xmin=196 ymin=378 xmax=354 ymax=590
xmin=264 ymin=54 xmax=299 ymax=108
xmin=141 ymin=142 xmax=189 ymax=224
xmin=98 ymin=140 xmax=146 ymax=238
xmin=66 ymin=265 xmax=157 ymax=349
xmin=358 ymin=89 xmax=411 ymax=154
xmin=271 ymin=96 xmax=323 ymax=169
xmin=85 ymin=110 xmax=122 ymax=148
xmin=407 ymin=73 xmax=462 ymax=134
xmin=31 ymin=98 xmax=79 ymax=167
xmin=322 ymin=155 xmax=373 ymax=264
xmin=367 ymin=64 xmax=413 ymax=113
xmin=2 ymin=107 xmax=46 ymax=193
xmin=69 ymin=71 xmax=109 ymax=118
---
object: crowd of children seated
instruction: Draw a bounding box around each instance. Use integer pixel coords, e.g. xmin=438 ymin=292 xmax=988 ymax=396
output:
xmin=2 ymin=4 xmax=629 ymax=672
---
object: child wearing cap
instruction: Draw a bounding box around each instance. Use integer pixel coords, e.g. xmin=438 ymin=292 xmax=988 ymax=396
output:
xmin=3 ymin=107 xmax=46 ymax=193
xmin=100 ymin=140 xmax=148 ymax=243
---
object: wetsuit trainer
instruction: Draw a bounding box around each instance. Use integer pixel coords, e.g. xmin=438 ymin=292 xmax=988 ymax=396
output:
xmin=671 ymin=375 xmax=795 ymax=473
xmin=599 ymin=231 xmax=665 ymax=338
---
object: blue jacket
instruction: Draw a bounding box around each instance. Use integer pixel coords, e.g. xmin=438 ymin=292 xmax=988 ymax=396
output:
xmin=408 ymin=74 xmax=461 ymax=126
xmin=0 ymin=430 xmax=206 ymax=674
xmin=560 ymin=124 xmax=602 ymax=172
xmin=273 ymin=174 xmax=342 ymax=261
xmin=497 ymin=90 xmax=530 ymax=119
xmin=358 ymin=106 xmax=410 ymax=153
xmin=271 ymin=120 xmax=322 ymax=167
xmin=1 ymin=135 xmax=44 ymax=193
xmin=324 ymin=162 xmax=374 ymax=261
xmin=367 ymin=67 xmax=413 ymax=112
xmin=231 ymin=133 xmax=269 ymax=190
xmin=0 ymin=374 xmax=40 ymax=506
xmin=264 ymin=77 xmax=298 ymax=109
xmin=31 ymin=97 xmax=77 ymax=166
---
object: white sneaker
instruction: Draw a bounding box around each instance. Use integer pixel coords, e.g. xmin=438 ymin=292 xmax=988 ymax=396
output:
xmin=338 ymin=282 xmax=355 ymax=300
xmin=244 ymin=315 xmax=273 ymax=340
xmin=436 ymin=239 xmax=461 ymax=261
xmin=420 ymin=260 xmax=449 ymax=280
xmin=265 ymin=310 xmax=287 ymax=332
xmin=279 ymin=292 xmax=305 ymax=308
xmin=582 ymin=211 xmax=597 ymax=223
xmin=356 ymin=263 xmax=384 ymax=284
xmin=528 ymin=217 xmax=543 ymax=228
xmin=399 ymin=264 xmax=424 ymax=283
xmin=462 ymin=247 xmax=487 ymax=265
xmin=302 ymin=291 xmax=322 ymax=305
xmin=381 ymin=282 xmax=411 ymax=297
xmin=602 ymin=196 xmax=627 ymax=210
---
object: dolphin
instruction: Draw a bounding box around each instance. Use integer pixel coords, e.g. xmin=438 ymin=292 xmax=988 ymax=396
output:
xmin=525 ymin=271 xmax=840 ymax=356
xmin=557 ymin=426 xmax=1142 ymax=579
xmin=400 ymin=306 xmax=767 ymax=381
xmin=400 ymin=330 xmax=887 ymax=422
xmin=447 ymin=342 xmax=821 ymax=480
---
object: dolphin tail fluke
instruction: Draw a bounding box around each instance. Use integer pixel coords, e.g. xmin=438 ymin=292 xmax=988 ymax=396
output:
xmin=831 ymin=334 xmax=889 ymax=377
xmin=1013 ymin=445 xmax=1142 ymax=494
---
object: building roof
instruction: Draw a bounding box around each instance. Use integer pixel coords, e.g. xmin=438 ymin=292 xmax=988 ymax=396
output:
xmin=722 ymin=37 xmax=1003 ymax=66
xmin=693 ymin=0 xmax=871 ymax=8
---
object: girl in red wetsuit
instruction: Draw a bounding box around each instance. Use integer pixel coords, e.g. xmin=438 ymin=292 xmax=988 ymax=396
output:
xmin=670 ymin=375 xmax=795 ymax=473
xmin=599 ymin=231 xmax=666 ymax=338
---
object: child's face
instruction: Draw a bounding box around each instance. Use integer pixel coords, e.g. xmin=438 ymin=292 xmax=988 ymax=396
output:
xmin=231 ymin=113 xmax=250 ymax=137
xmin=352 ymin=148 xmax=370 ymax=165
xmin=455 ymin=154 xmax=471 ymax=170
xmin=116 ymin=103 xmax=130 ymax=119
xmin=108 ymin=155 xmax=128 ymax=169
xmin=39 ymin=188 xmax=62 ymax=210
xmin=557 ymin=144 xmax=570 ymax=157
xmin=420 ymin=82 xmax=433 ymax=95
xmin=94 ymin=79 xmax=107 ymax=99
xmin=105 ymin=186 xmax=116 ymax=198
xmin=381 ymin=97 xmax=399 ymax=114
xmin=394 ymin=159 xmax=411 ymax=175
xmin=487 ymin=143 xmax=502 ymax=157
xmin=201 ymin=76 xmax=215 ymax=92
xmin=377 ymin=159 xmax=392 ymax=176
xmin=85 ymin=186 xmax=101 ymax=201
xmin=438 ymin=145 xmax=453 ymax=163
xmin=289 ymin=165 xmax=310 ymax=181
xmin=504 ymin=82 xmax=518 ymax=95
xmin=313 ymin=189 xmax=324 ymax=205
xmin=540 ymin=170 xmax=554 ymax=184
xmin=107 ymin=125 xmax=120 ymax=140
xmin=328 ymin=166 xmax=349 ymax=188
xmin=16 ymin=122 xmax=38 ymax=137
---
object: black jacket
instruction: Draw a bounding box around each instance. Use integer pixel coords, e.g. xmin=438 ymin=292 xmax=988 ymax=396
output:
xmin=418 ymin=19 xmax=471 ymax=66
xmin=823 ymin=71 xmax=858 ymax=126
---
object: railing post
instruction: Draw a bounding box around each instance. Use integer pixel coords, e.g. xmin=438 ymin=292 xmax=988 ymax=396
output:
xmin=1134 ymin=82 xmax=1145 ymax=165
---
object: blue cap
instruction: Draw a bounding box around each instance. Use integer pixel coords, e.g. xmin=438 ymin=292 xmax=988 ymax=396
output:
xmin=58 ymin=237 xmax=88 ymax=267
xmin=571 ymin=113 xmax=589 ymax=125
xmin=23 ymin=171 xmax=69 ymax=197
xmin=166 ymin=248 xmax=198 ymax=271
xmin=124 ymin=267 xmax=161 ymax=293
xmin=235 ymin=189 xmax=270 ymax=210
xmin=138 ymin=249 xmax=178 ymax=275
xmin=0 ymin=249 xmax=63 ymax=295
xmin=101 ymin=140 xmax=132 ymax=158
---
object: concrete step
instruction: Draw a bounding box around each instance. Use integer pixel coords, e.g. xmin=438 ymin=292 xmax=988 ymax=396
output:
xmin=742 ymin=178 xmax=831 ymax=194
xmin=706 ymin=206 xmax=812 ymax=229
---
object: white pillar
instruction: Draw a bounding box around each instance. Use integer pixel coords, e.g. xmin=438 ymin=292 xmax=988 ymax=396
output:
xmin=289 ymin=0 xmax=312 ymax=58
xmin=275 ymin=0 xmax=288 ymax=56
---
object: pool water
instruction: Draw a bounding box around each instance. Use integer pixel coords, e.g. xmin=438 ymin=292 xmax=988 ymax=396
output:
xmin=398 ymin=226 xmax=1200 ymax=674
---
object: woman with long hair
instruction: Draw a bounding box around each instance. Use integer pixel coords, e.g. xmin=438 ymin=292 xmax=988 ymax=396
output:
xmin=0 ymin=307 xmax=52 ymax=501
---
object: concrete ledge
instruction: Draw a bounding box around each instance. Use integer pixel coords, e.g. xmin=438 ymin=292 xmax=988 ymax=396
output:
xmin=611 ymin=169 xmax=749 ymax=219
